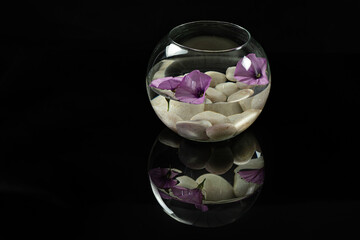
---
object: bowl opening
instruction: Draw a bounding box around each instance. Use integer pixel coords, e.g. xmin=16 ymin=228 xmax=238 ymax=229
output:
xmin=169 ymin=21 xmax=251 ymax=52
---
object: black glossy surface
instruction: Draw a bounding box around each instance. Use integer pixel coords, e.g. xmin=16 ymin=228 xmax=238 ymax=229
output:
xmin=0 ymin=1 xmax=359 ymax=239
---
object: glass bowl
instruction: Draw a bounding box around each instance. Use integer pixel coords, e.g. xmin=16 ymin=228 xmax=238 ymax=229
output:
xmin=146 ymin=21 xmax=271 ymax=142
xmin=148 ymin=128 xmax=264 ymax=227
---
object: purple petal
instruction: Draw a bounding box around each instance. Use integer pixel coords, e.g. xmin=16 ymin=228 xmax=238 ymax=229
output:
xmin=175 ymin=88 xmax=206 ymax=104
xmin=148 ymin=168 xmax=179 ymax=189
xmin=246 ymin=53 xmax=267 ymax=74
xmin=171 ymin=185 xmax=203 ymax=205
xmin=159 ymin=191 xmax=173 ymax=200
xmin=175 ymin=70 xmax=211 ymax=104
xmin=234 ymin=53 xmax=269 ymax=86
xmin=234 ymin=56 xmax=256 ymax=78
xmin=238 ymin=168 xmax=264 ymax=185
xmin=149 ymin=77 xmax=182 ymax=90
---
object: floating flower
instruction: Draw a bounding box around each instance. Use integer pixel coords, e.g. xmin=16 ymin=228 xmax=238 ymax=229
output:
xmin=149 ymin=70 xmax=211 ymax=104
xmin=234 ymin=53 xmax=268 ymax=85
xmin=148 ymin=168 xmax=179 ymax=189
xmin=174 ymin=70 xmax=211 ymax=104
xmin=238 ymin=167 xmax=264 ymax=185
xmin=171 ymin=179 xmax=208 ymax=212
xmin=149 ymin=76 xmax=182 ymax=90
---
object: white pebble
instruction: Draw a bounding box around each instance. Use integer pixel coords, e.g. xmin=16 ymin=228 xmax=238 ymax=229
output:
xmin=190 ymin=111 xmax=230 ymax=125
xmin=240 ymin=84 xmax=271 ymax=111
xmin=231 ymin=132 xmax=257 ymax=164
xmin=176 ymin=175 xmax=198 ymax=189
xmin=153 ymin=107 xmax=183 ymax=132
xmin=205 ymin=71 xmax=227 ymax=87
xmin=236 ymin=81 xmax=252 ymax=89
xmin=228 ymin=109 xmax=262 ymax=134
xmin=204 ymin=102 xmax=242 ymax=116
xmin=227 ymin=89 xmax=254 ymax=102
xmin=233 ymin=172 xmax=259 ymax=198
xmin=150 ymin=95 xmax=167 ymax=108
xmin=196 ymin=174 xmax=235 ymax=202
xmin=176 ymin=120 xmax=212 ymax=141
xmin=169 ymin=100 xmax=204 ymax=120
xmin=205 ymin=146 xmax=234 ymax=174
xmin=225 ymin=66 xmax=237 ymax=82
xmin=215 ymin=82 xmax=239 ymax=96
xmin=205 ymin=87 xmax=227 ymax=103
xmin=206 ymin=123 xmax=237 ymax=141
xmin=225 ymin=66 xmax=252 ymax=89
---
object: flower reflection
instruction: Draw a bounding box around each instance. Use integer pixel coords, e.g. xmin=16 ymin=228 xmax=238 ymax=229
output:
xmin=148 ymin=128 xmax=265 ymax=227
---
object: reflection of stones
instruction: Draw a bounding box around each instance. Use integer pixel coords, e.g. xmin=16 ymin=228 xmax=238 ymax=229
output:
xmin=196 ymin=173 xmax=235 ymax=202
xmin=149 ymin=128 xmax=264 ymax=227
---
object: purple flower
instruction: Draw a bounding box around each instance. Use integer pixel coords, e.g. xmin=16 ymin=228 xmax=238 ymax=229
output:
xmin=234 ymin=53 xmax=269 ymax=85
xmin=171 ymin=185 xmax=208 ymax=212
xmin=174 ymin=70 xmax=211 ymax=104
xmin=149 ymin=77 xmax=182 ymax=90
xmin=149 ymin=70 xmax=211 ymax=104
xmin=148 ymin=168 xmax=179 ymax=189
xmin=238 ymin=167 xmax=264 ymax=185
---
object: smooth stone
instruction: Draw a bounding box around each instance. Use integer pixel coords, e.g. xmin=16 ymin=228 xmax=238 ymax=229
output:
xmin=205 ymin=71 xmax=227 ymax=87
xmin=225 ymin=66 xmax=237 ymax=82
xmin=190 ymin=111 xmax=230 ymax=125
xmin=150 ymin=95 xmax=168 ymax=108
xmin=151 ymin=96 xmax=183 ymax=132
xmin=227 ymin=89 xmax=254 ymax=102
xmin=169 ymin=99 xmax=205 ymax=120
xmin=231 ymin=132 xmax=258 ymax=164
xmin=153 ymin=106 xmax=183 ymax=132
xmin=225 ymin=66 xmax=252 ymax=89
xmin=228 ymin=109 xmax=262 ymax=134
xmin=155 ymin=89 xmax=176 ymax=99
xmin=196 ymin=173 xmax=235 ymax=202
xmin=176 ymin=120 xmax=212 ymax=141
xmin=204 ymin=102 xmax=243 ymax=116
xmin=233 ymin=172 xmax=259 ymax=198
xmin=205 ymin=98 xmax=212 ymax=104
xmin=176 ymin=175 xmax=198 ymax=189
xmin=215 ymin=82 xmax=239 ymax=96
xmin=205 ymin=87 xmax=227 ymax=103
xmin=205 ymin=146 xmax=234 ymax=175
xmin=234 ymin=156 xmax=264 ymax=171
xmin=206 ymin=123 xmax=237 ymax=141
xmin=178 ymin=140 xmax=211 ymax=170
xmin=233 ymin=157 xmax=264 ymax=198
xmin=235 ymin=81 xmax=252 ymax=89
xmin=158 ymin=128 xmax=182 ymax=148
xmin=240 ymin=84 xmax=271 ymax=111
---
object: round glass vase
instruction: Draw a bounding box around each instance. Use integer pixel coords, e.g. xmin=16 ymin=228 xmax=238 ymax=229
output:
xmin=146 ymin=21 xmax=271 ymax=142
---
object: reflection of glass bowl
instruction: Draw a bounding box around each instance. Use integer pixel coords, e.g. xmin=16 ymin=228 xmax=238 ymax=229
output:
xmin=148 ymin=128 xmax=265 ymax=227
xmin=146 ymin=21 xmax=271 ymax=142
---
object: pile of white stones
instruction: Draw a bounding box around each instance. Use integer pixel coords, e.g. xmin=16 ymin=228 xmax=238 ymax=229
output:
xmin=150 ymin=65 xmax=270 ymax=142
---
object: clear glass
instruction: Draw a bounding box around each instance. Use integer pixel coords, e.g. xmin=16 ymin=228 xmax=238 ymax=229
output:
xmin=148 ymin=128 xmax=264 ymax=227
xmin=146 ymin=21 xmax=271 ymax=142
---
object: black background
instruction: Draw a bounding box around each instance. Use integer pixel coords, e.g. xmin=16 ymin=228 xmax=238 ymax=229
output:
xmin=0 ymin=1 xmax=359 ymax=239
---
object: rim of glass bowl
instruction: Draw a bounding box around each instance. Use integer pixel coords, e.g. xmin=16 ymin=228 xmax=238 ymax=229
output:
xmin=168 ymin=20 xmax=251 ymax=53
